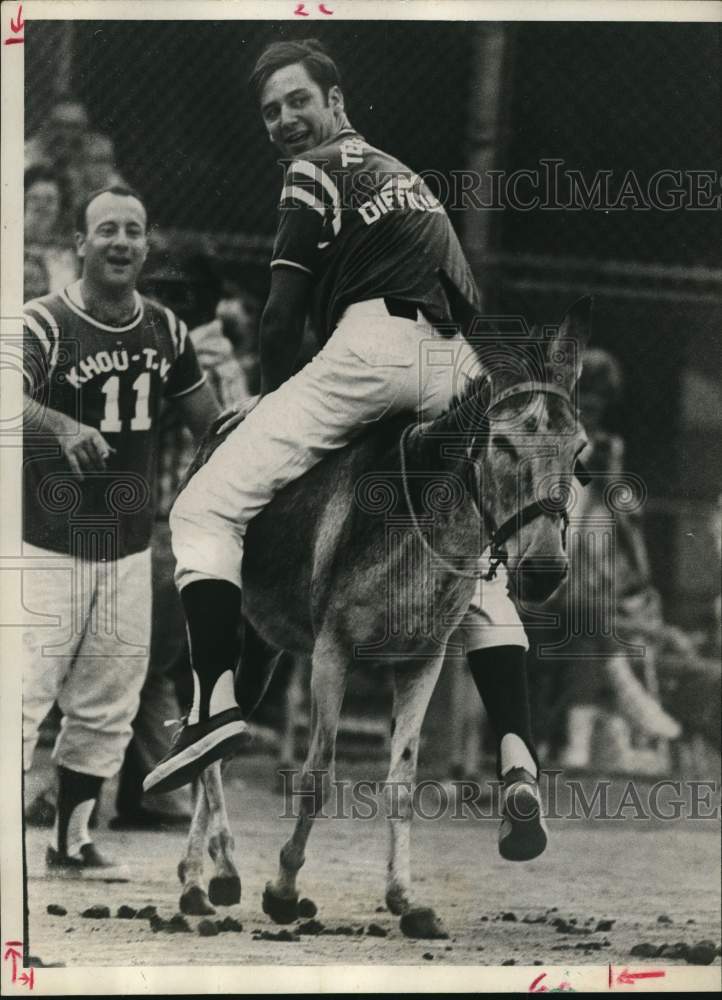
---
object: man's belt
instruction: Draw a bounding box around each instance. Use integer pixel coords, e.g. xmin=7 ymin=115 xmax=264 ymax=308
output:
xmin=384 ymin=297 xmax=421 ymax=321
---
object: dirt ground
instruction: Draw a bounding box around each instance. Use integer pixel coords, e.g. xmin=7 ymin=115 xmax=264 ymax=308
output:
xmin=24 ymin=752 xmax=721 ymax=969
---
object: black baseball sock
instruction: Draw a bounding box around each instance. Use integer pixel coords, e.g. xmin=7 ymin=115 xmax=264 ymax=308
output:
xmin=180 ymin=579 xmax=243 ymax=722
xmin=56 ymin=766 xmax=103 ymax=857
xmin=466 ymin=646 xmax=540 ymax=781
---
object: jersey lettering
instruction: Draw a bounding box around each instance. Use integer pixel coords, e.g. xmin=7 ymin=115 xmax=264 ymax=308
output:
xmin=271 ymin=129 xmax=480 ymax=345
xmin=23 ymin=287 xmax=204 ymax=558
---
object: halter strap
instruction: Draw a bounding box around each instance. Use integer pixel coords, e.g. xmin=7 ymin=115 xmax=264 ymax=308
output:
xmin=487 ymin=380 xmax=572 ymax=414
xmin=398 ymin=381 xmax=580 ymax=582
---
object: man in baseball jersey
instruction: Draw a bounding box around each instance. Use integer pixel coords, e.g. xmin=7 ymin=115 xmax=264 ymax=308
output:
xmin=22 ymin=186 xmax=220 ymax=875
xmin=146 ymin=40 xmax=547 ymax=861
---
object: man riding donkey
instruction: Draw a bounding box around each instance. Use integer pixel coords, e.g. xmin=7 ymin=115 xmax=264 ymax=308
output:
xmin=145 ymin=39 xmax=569 ymax=862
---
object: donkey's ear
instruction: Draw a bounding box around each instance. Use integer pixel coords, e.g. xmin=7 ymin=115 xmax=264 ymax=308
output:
xmin=546 ymin=296 xmax=593 ymax=391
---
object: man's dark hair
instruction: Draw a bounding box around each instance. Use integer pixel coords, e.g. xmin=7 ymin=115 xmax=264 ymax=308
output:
xmin=75 ymin=185 xmax=147 ymax=234
xmin=249 ymin=38 xmax=341 ymax=104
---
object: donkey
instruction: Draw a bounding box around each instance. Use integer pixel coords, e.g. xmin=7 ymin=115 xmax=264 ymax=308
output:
xmin=175 ymin=299 xmax=591 ymax=938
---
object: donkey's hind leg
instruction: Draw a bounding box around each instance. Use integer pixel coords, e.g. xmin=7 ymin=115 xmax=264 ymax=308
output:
xmin=263 ymin=636 xmax=348 ymax=924
xmin=203 ymin=760 xmax=241 ymax=906
xmin=385 ymin=654 xmax=449 ymax=939
xmin=276 ymin=653 xmax=307 ymax=794
xmin=178 ymin=777 xmax=216 ymax=915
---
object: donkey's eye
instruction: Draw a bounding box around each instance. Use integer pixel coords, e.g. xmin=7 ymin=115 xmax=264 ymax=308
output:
xmin=492 ymin=435 xmax=519 ymax=460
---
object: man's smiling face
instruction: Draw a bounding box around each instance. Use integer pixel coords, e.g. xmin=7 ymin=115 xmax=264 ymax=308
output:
xmin=76 ymin=192 xmax=148 ymax=292
xmin=260 ymin=62 xmax=343 ymax=158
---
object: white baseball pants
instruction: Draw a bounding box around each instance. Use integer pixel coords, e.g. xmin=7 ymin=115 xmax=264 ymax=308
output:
xmin=171 ymin=300 xmax=527 ymax=650
xmin=22 ymin=543 xmax=152 ymax=778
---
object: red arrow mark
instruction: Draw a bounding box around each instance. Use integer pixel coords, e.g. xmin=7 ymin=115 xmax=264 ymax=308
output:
xmin=17 ymin=969 xmax=35 ymax=989
xmin=617 ymin=968 xmax=666 ymax=985
xmin=4 ymin=3 xmax=25 ymax=44
xmin=4 ymin=944 xmax=22 ymax=982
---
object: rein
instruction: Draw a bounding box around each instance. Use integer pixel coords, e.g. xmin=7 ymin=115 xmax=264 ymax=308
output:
xmin=398 ymin=380 xmax=580 ymax=582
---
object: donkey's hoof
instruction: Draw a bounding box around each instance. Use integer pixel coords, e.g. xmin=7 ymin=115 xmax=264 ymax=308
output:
xmin=399 ymin=907 xmax=449 ymax=939
xmin=262 ymin=883 xmax=299 ymax=925
xmin=208 ymin=875 xmax=241 ymax=907
xmin=180 ymin=885 xmax=216 ymax=916
xmin=385 ymin=889 xmax=409 ymax=916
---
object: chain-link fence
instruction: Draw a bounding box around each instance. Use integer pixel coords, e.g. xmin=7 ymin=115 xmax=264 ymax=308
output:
xmin=27 ymin=20 xmax=474 ymax=238
xmin=25 ymin=20 xmax=719 ymax=262
xmin=23 ymin=17 xmax=722 ymax=631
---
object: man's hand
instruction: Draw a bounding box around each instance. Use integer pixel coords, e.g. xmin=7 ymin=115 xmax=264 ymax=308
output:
xmin=23 ymin=392 xmax=115 ymax=478
xmin=59 ymin=422 xmax=116 ymax=477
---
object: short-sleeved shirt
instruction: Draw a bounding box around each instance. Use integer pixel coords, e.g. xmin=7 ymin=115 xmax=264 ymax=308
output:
xmin=271 ymin=128 xmax=480 ymax=345
xmin=23 ymin=281 xmax=205 ymax=558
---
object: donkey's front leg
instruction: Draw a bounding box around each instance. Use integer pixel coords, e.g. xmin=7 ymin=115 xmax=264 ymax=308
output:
xmin=263 ymin=638 xmax=348 ymax=924
xmin=385 ymin=654 xmax=449 ymax=939
xmin=178 ymin=777 xmax=216 ymax=915
xmin=203 ymin=760 xmax=241 ymax=906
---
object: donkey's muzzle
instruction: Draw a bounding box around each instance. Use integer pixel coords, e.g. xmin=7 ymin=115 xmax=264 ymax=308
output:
xmin=510 ymin=557 xmax=568 ymax=604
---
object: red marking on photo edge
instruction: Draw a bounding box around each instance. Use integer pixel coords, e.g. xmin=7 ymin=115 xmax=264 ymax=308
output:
xmin=5 ymin=1 xmax=25 ymax=43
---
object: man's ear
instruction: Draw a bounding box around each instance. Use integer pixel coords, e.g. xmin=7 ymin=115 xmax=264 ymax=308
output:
xmin=328 ymin=85 xmax=344 ymax=113
xmin=75 ymin=231 xmax=86 ymax=259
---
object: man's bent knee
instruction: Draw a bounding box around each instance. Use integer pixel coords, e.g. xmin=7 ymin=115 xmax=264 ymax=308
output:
xmin=170 ymin=487 xmax=244 ymax=591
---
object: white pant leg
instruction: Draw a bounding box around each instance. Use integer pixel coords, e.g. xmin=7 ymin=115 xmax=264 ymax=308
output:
xmin=22 ymin=545 xmax=87 ymax=772
xmin=463 ymin=565 xmax=528 ymax=651
xmin=172 ymin=301 xmax=445 ymax=590
xmin=54 ymin=548 xmax=152 ymax=778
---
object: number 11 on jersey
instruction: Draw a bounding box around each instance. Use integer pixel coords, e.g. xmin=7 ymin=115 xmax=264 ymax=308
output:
xmin=100 ymin=372 xmax=152 ymax=432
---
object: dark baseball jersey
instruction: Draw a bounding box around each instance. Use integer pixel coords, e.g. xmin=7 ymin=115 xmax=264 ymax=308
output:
xmin=23 ymin=282 xmax=205 ymax=559
xmin=271 ymin=128 xmax=481 ymax=344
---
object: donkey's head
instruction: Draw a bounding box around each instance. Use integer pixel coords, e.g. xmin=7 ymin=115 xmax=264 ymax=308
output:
xmin=478 ymin=298 xmax=592 ymax=604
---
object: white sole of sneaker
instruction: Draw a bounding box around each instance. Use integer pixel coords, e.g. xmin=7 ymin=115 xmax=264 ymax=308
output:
xmin=143 ymin=720 xmax=248 ymax=795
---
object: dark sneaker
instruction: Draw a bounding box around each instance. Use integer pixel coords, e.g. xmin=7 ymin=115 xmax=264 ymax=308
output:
xmin=498 ymin=767 xmax=548 ymax=862
xmin=45 ymin=842 xmax=130 ymax=881
xmin=142 ymin=708 xmax=250 ymax=795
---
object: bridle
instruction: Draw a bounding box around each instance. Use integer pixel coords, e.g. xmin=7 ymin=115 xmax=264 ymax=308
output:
xmin=399 ymin=380 xmax=590 ymax=582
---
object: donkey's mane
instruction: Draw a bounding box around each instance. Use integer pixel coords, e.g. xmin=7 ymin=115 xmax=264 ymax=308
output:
xmin=425 ymin=373 xmax=489 ymax=437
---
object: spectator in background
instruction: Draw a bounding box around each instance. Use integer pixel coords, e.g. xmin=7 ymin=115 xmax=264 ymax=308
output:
xmin=24 ymin=166 xmax=78 ymax=293
xmin=191 ymin=283 xmax=262 ymax=401
xmin=24 ymin=251 xmax=51 ymax=301
xmin=80 ymin=133 xmax=127 ymax=203
xmin=542 ymin=348 xmax=681 ymax=772
xmin=25 ymin=98 xmax=90 ymax=212
xmin=24 ymin=166 xmax=70 ymax=243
